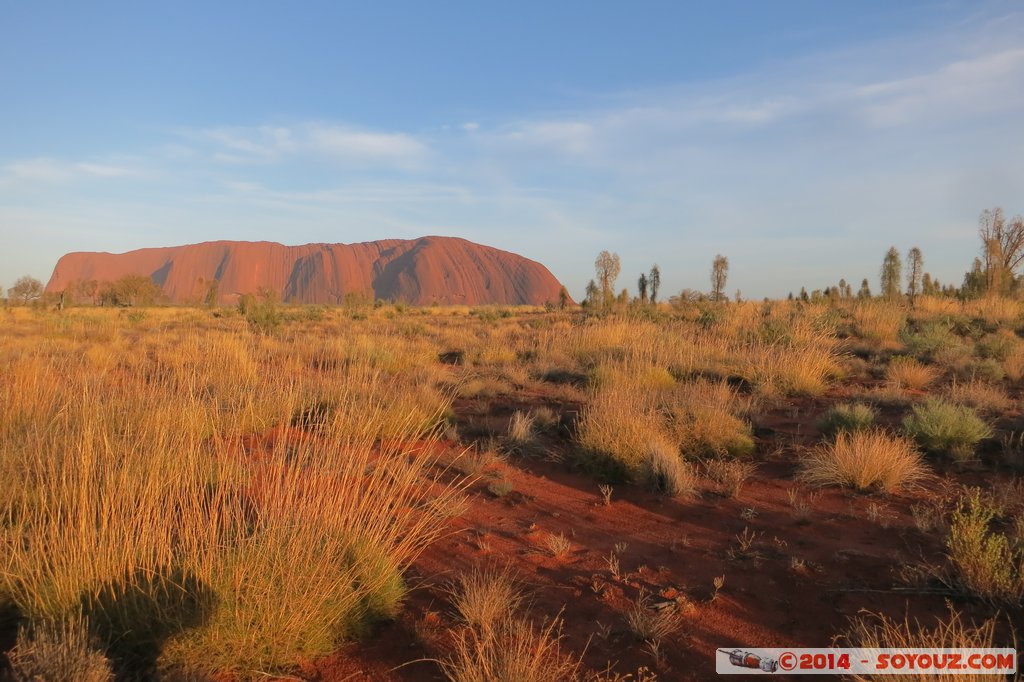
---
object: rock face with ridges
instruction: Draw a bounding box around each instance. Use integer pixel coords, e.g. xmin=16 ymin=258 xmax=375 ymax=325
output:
xmin=45 ymin=236 xmax=568 ymax=306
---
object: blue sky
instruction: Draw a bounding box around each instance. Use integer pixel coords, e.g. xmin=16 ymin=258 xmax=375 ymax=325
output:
xmin=2 ymin=1 xmax=1023 ymax=299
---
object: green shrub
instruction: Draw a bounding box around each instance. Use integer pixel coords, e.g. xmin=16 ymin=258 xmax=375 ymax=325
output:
xmin=902 ymin=322 xmax=966 ymax=361
xmin=902 ymin=399 xmax=992 ymax=461
xmin=946 ymin=489 xmax=1024 ymax=604
xmin=238 ymin=290 xmax=281 ymax=334
xmin=818 ymin=403 xmax=876 ymax=437
xmin=956 ymin=358 xmax=1005 ymax=383
xmin=976 ymin=332 xmax=1019 ymax=362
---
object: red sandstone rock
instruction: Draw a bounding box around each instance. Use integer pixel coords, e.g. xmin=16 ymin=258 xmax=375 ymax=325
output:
xmin=45 ymin=236 xmax=568 ymax=305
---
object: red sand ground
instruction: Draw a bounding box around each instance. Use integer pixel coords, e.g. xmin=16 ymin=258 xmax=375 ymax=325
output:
xmin=3 ymin=380 xmax=1019 ymax=680
xmin=281 ymin=388 xmax=1023 ymax=681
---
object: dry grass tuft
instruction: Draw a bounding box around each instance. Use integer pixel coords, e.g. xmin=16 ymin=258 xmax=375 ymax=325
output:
xmin=507 ymin=410 xmax=537 ymax=447
xmin=624 ymin=592 xmax=683 ymax=643
xmin=642 ymin=438 xmax=698 ymax=497
xmin=8 ymin=613 xmax=114 ymax=682
xmin=945 ymin=379 xmax=1012 ymax=414
xmin=842 ymin=608 xmax=1007 ymax=682
xmin=886 ymin=356 xmax=940 ymax=390
xmin=799 ymin=430 xmax=929 ymax=493
xmin=704 ymin=459 xmax=757 ymax=498
xmin=852 ymin=305 xmax=906 ymax=347
xmin=544 ymin=532 xmax=574 ymax=560
xmin=447 ymin=565 xmax=524 ymax=634
xmin=440 ymin=615 xmax=582 ymax=682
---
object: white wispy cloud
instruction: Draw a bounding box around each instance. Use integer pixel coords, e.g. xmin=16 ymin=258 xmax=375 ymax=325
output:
xmin=184 ymin=122 xmax=428 ymax=168
xmin=852 ymin=47 xmax=1024 ymax=126
xmin=1 ymin=157 xmax=139 ymax=183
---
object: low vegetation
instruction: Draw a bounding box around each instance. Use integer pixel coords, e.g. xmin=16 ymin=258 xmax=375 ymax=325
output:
xmin=945 ymin=489 xmax=1024 ymax=604
xmin=8 ymin=614 xmax=114 ymax=682
xmin=4 ymin=267 xmax=1024 ymax=677
xmin=799 ymin=430 xmax=928 ymax=493
xmin=818 ymin=402 xmax=876 ymax=437
xmin=902 ymin=398 xmax=992 ymax=461
xmin=843 ymin=609 xmax=1004 ymax=682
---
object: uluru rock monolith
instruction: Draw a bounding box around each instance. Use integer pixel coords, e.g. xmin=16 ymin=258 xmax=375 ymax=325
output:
xmin=46 ymin=236 xmax=568 ymax=305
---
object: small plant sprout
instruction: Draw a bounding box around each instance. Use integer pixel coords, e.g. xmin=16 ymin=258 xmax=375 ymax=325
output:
xmin=544 ymin=532 xmax=573 ymax=559
xmin=625 ymin=590 xmax=683 ymax=644
xmin=605 ymin=551 xmax=622 ymax=579
xmin=710 ymin=575 xmax=725 ymax=602
xmin=599 ymin=483 xmax=614 ymax=506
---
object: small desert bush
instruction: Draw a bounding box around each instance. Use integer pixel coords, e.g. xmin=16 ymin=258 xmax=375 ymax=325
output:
xmin=1003 ymin=347 xmax=1024 ymax=382
xmin=976 ymin=331 xmax=1019 ymax=362
xmin=799 ymin=430 xmax=928 ymax=493
xmin=903 ymin=322 xmax=966 ymax=361
xmin=507 ymin=410 xmax=536 ymax=449
xmin=739 ymin=342 xmax=840 ymax=396
xmin=624 ymin=592 xmax=683 ymax=644
xmin=885 ymin=356 xmax=939 ymax=390
xmin=642 ymin=439 xmax=698 ymax=497
xmin=447 ymin=565 xmax=524 ymax=634
xmin=945 ymin=379 xmax=1011 ymax=414
xmin=666 ymin=380 xmax=755 ymax=458
xmin=842 ymin=608 xmax=1005 ymax=682
xmin=956 ymin=358 xmax=1006 ymax=383
xmin=704 ymin=459 xmax=756 ymax=498
xmin=945 ymin=489 xmax=1024 ymax=604
xmin=453 ymin=447 xmax=501 ymax=476
xmin=818 ymin=402 xmax=876 ymax=437
xmin=529 ymin=405 xmax=559 ymax=431
xmin=487 ymin=477 xmax=515 ymax=497
xmin=902 ymin=398 xmax=993 ymax=461
xmin=577 ymin=387 xmax=667 ymax=476
xmin=544 ymin=532 xmax=574 ymax=559
xmin=8 ymin=614 xmax=114 ymax=682
xmin=851 ymin=305 xmax=905 ymax=347
xmin=966 ymin=296 xmax=1021 ymax=327
xmin=440 ymin=615 xmax=582 ymax=682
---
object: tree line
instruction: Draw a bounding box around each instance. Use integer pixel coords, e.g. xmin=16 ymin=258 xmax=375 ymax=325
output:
xmin=580 ymin=206 xmax=1023 ymax=309
xmin=3 ymin=206 xmax=1022 ymax=309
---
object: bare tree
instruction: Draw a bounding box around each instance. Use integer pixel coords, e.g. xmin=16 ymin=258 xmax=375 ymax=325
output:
xmin=710 ymin=255 xmax=728 ymax=301
xmin=978 ymin=207 xmax=1024 ymax=295
xmin=594 ymin=251 xmax=621 ymax=306
xmin=906 ymin=247 xmax=923 ymax=305
xmin=8 ymin=276 xmax=43 ymax=305
xmin=649 ymin=264 xmax=661 ymax=304
xmin=637 ymin=273 xmax=648 ymax=303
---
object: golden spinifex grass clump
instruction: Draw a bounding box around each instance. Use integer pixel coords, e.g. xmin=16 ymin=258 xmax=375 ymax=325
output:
xmin=440 ymin=566 xmax=581 ymax=682
xmin=446 ymin=564 xmax=525 ymax=634
xmin=842 ymin=609 xmax=1006 ymax=682
xmin=0 ymin=310 xmax=464 ymax=676
xmin=885 ymin=356 xmax=940 ymax=390
xmin=799 ymin=430 xmax=930 ymax=493
xmin=850 ymin=303 xmax=906 ymax=348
